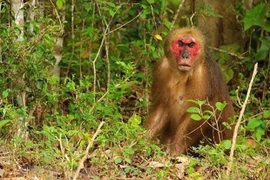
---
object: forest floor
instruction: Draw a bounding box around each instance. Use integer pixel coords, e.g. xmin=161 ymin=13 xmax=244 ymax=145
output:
xmin=1 ymin=146 xmax=269 ymax=179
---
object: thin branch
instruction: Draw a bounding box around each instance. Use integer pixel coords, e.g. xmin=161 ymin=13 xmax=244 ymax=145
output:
xmin=189 ymin=12 xmax=196 ymax=27
xmin=169 ymin=0 xmax=186 ymax=31
xmin=88 ymin=71 xmax=135 ymax=114
xmin=105 ymin=35 xmax=111 ymax=89
xmin=107 ymin=10 xmax=143 ymax=35
xmin=73 ymin=121 xmax=105 ymax=180
xmin=66 ymin=0 xmax=75 ymax=79
xmin=226 ymin=63 xmax=258 ymax=176
xmin=92 ymin=4 xmax=140 ymax=102
xmin=49 ymin=0 xmax=64 ymax=33
xmin=93 ymin=4 xmax=113 ymax=102
xmin=210 ymin=47 xmax=245 ymax=60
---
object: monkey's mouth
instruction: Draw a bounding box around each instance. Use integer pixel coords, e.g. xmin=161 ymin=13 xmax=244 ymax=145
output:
xmin=177 ymin=59 xmax=192 ymax=71
xmin=178 ymin=64 xmax=191 ymax=71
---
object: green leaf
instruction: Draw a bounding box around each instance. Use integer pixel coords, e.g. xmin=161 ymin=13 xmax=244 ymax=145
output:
xmin=187 ymin=107 xmax=200 ymax=114
xmin=215 ymin=102 xmax=227 ymax=111
xmin=0 ymin=120 xmax=10 ymax=129
xmin=106 ymin=2 xmax=116 ymax=7
xmin=147 ymin=0 xmax=154 ymax=4
xmin=263 ymin=110 xmax=270 ymax=118
xmin=247 ymin=118 xmax=262 ymax=129
xmin=109 ymin=10 xmax=116 ymax=17
xmin=204 ymin=110 xmax=213 ymax=116
xmin=202 ymin=115 xmax=211 ymax=120
xmin=220 ymin=64 xmax=234 ymax=83
xmin=243 ymin=3 xmax=267 ymax=30
xmin=2 ymin=89 xmax=10 ymax=98
xmin=265 ymin=20 xmax=270 ymax=32
xmin=187 ymin=100 xmax=206 ymax=106
xmin=191 ymin=114 xmax=202 ymax=121
xmin=221 ymin=140 xmax=232 ymax=150
xmin=197 ymin=100 xmax=206 ymax=106
xmin=255 ymin=127 xmax=265 ymax=141
xmin=56 ymin=0 xmax=63 ymax=9
xmin=128 ymin=114 xmax=141 ymax=126
xmin=256 ymin=37 xmax=270 ymax=60
xmin=187 ymin=99 xmax=199 ymax=104
xmin=118 ymin=81 xmax=137 ymax=90
xmin=123 ymin=147 xmax=135 ymax=155
xmin=114 ymin=157 xmax=122 ymax=164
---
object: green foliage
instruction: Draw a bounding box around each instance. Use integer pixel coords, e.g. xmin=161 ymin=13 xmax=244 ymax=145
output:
xmin=243 ymin=3 xmax=268 ymax=31
xmin=243 ymin=3 xmax=270 ymax=61
xmin=234 ymin=2 xmax=270 ymax=146
xmin=246 ymin=110 xmax=269 ymax=141
xmin=56 ymin=0 xmax=65 ymax=9
xmin=187 ymin=100 xmax=227 ymax=122
xmin=199 ymin=3 xmax=222 ymax=18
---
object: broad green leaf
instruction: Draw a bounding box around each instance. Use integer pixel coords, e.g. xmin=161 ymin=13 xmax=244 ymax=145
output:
xmin=255 ymin=127 xmax=265 ymax=141
xmin=197 ymin=100 xmax=206 ymax=106
xmin=243 ymin=3 xmax=267 ymax=30
xmin=191 ymin=114 xmax=202 ymax=121
xmin=247 ymin=118 xmax=262 ymax=129
xmin=215 ymin=102 xmax=227 ymax=111
xmin=109 ymin=10 xmax=116 ymax=17
xmin=256 ymin=37 xmax=270 ymax=60
xmin=263 ymin=110 xmax=270 ymax=118
xmin=56 ymin=0 xmax=63 ymax=9
xmin=187 ymin=107 xmax=200 ymax=114
xmin=222 ymin=140 xmax=232 ymax=150
xmin=261 ymin=120 xmax=267 ymax=129
xmin=265 ymin=20 xmax=270 ymax=32
xmin=2 ymin=89 xmax=10 ymax=98
xmin=202 ymin=114 xmax=211 ymax=120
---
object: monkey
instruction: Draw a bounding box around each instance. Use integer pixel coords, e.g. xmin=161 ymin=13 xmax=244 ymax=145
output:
xmin=144 ymin=27 xmax=234 ymax=155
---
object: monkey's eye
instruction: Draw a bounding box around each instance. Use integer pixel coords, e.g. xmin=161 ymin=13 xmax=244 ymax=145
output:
xmin=178 ymin=41 xmax=184 ymax=47
xmin=188 ymin=42 xmax=195 ymax=48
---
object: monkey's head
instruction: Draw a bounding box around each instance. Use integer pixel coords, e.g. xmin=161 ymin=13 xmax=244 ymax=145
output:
xmin=164 ymin=27 xmax=206 ymax=72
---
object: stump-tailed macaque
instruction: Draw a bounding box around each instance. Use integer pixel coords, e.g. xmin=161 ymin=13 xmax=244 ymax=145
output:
xmin=144 ymin=27 xmax=234 ymax=155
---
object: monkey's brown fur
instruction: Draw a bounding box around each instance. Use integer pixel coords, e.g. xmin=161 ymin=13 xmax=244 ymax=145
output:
xmin=144 ymin=27 xmax=234 ymax=155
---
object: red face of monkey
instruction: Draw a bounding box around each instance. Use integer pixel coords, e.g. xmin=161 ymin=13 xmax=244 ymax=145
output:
xmin=171 ymin=37 xmax=200 ymax=71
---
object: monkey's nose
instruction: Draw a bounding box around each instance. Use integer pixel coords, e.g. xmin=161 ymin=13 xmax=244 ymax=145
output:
xmin=181 ymin=50 xmax=189 ymax=59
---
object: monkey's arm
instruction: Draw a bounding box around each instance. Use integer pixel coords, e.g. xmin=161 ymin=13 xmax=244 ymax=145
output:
xmin=144 ymin=105 xmax=168 ymax=138
xmin=144 ymin=58 xmax=171 ymax=138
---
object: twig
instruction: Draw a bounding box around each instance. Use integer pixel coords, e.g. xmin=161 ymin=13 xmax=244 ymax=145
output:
xmin=73 ymin=121 xmax=105 ymax=180
xmin=93 ymin=4 xmax=114 ymax=102
xmin=107 ymin=10 xmax=143 ymax=35
xmin=226 ymin=63 xmax=258 ymax=176
xmin=169 ymin=0 xmax=186 ymax=31
xmin=49 ymin=0 xmax=64 ymax=33
xmin=210 ymin=47 xmax=245 ymax=60
xmin=189 ymin=12 xmax=196 ymax=27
